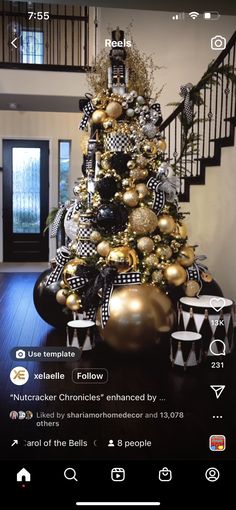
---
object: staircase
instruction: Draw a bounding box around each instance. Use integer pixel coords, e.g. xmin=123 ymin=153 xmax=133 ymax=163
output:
xmin=159 ymin=31 xmax=236 ymax=202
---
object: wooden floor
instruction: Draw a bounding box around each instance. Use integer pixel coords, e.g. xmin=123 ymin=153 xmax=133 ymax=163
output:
xmin=0 ymin=272 xmax=236 ymax=461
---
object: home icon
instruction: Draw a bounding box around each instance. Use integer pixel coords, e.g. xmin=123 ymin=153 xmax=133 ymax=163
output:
xmin=16 ymin=468 xmax=31 ymax=482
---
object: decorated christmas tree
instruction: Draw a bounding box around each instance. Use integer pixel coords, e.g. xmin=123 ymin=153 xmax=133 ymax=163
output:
xmin=35 ymin=28 xmax=221 ymax=351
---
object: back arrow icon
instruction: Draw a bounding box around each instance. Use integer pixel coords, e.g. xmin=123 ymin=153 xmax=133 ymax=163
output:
xmin=11 ymin=37 xmax=18 ymax=49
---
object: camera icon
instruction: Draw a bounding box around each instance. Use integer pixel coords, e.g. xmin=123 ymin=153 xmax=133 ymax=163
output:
xmin=211 ymin=35 xmax=226 ymax=51
xmin=16 ymin=349 xmax=26 ymax=359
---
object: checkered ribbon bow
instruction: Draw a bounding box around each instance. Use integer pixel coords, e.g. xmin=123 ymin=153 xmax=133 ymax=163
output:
xmin=79 ymin=100 xmax=95 ymax=130
xmin=101 ymin=272 xmax=142 ymax=328
xmin=150 ymin=102 xmax=163 ymax=126
xmin=46 ymin=247 xmax=71 ymax=286
xmin=147 ymin=176 xmax=165 ymax=214
xmin=179 ymin=83 xmax=193 ymax=125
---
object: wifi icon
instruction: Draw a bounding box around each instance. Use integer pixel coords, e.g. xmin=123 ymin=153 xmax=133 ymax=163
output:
xmin=189 ymin=11 xmax=200 ymax=19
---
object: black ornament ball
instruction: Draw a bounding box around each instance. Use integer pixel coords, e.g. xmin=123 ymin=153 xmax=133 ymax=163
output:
xmin=110 ymin=153 xmax=131 ymax=175
xmin=96 ymin=203 xmax=128 ymax=233
xmin=96 ymin=176 xmax=118 ymax=199
xmin=33 ymin=269 xmax=72 ymax=329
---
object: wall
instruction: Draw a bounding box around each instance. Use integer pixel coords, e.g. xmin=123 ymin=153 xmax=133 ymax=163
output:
xmin=0 ymin=110 xmax=83 ymax=261
xmin=181 ymin=143 xmax=236 ymax=302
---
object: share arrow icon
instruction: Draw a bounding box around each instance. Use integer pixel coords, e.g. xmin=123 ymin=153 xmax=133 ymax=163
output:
xmin=210 ymin=385 xmax=225 ymax=399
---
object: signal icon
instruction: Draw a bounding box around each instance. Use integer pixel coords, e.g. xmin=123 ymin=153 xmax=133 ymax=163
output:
xmin=189 ymin=11 xmax=200 ymax=20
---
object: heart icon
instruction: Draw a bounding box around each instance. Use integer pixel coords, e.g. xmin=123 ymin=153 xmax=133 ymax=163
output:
xmin=210 ymin=297 xmax=226 ymax=312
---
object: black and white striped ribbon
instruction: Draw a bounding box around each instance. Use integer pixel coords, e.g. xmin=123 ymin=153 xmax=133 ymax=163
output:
xmin=50 ymin=204 xmax=66 ymax=238
xmin=79 ymin=101 xmax=95 ymax=130
xmin=66 ymin=275 xmax=89 ymax=291
xmin=147 ymin=177 xmax=165 ymax=214
xmin=101 ymin=272 xmax=142 ymax=328
xmin=46 ymin=247 xmax=71 ymax=286
xmin=179 ymin=83 xmax=193 ymax=125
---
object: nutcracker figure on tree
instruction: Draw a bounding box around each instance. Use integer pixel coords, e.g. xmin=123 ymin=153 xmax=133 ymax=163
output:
xmin=36 ymin=28 xmax=218 ymax=351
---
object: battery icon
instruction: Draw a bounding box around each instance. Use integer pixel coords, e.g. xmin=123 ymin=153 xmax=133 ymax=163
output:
xmin=203 ymin=11 xmax=220 ymax=20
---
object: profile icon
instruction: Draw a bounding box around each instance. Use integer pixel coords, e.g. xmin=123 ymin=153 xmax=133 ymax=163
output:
xmin=108 ymin=439 xmax=115 ymax=447
xmin=9 ymin=410 xmax=18 ymax=420
xmin=25 ymin=410 xmax=33 ymax=420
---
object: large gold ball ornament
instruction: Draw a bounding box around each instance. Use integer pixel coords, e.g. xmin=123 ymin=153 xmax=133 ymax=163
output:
xmin=144 ymin=254 xmax=159 ymax=268
xmin=177 ymin=246 xmax=195 ymax=267
xmin=130 ymin=207 xmax=158 ymax=235
xmin=106 ymin=246 xmax=138 ymax=273
xmin=66 ymin=292 xmax=81 ymax=311
xmin=60 ymin=280 xmax=68 ymax=289
xmin=184 ymin=280 xmax=200 ymax=297
xmin=91 ymin=109 xmax=107 ymax=124
xmin=101 ymin=153 xmax=111 ymax=170
xmin=123 ymin=189 xmax=139 ymax=207
xmin=164 ymin=263 xmax=187 ymax=286
xmin=152 ymin=270 xmax=164 ymax=284
xmin=97 ymin=285 xmax=175 ymax=351
xmin=156 ymin=245 xmax=173 ymax=260
xmin=157 ymin=214 xmax=175 ymax=234
xmin=63 ymin=258 xmax=86 ymax=286
xmin=97 ymin=241 xmax=111 ymax=257
xmin=130 ymin=168 xmax=148 ymax=181
xmin=157 ymin=139 xmax=167 ymax=152
xmin=56 ymin=288 xmax=69 ymax=305
xmin=105 ymin=101 xmax=123 ymax=119
xmin=137 ymin=236 xmax=154 ymax=254
xmin=135 ymin=183 xmax=150 ymax=200
xmin=89 ymin=230 xmax=102 ymax=244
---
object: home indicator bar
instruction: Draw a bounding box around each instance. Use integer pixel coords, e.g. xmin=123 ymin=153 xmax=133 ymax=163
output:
xmin=76 ymin=503 xmax=161 ymax=507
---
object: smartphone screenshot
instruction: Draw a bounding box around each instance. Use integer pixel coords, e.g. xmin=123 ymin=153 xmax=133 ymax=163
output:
xmin=0 ymin=0 xmax=235 ymax=507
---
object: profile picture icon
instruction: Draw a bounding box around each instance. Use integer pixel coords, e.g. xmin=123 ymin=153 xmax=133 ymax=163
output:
xmin=9 ymin=410 xmax=18 ymax=420
xmin=25 ymin=410 xmax=33 ymax=420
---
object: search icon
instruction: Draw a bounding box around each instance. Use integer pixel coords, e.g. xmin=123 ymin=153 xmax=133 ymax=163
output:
xmin=64 ymin=467 xmax=78 ymax=482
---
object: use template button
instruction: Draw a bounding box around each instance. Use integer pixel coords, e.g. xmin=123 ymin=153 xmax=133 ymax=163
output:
xmin=72 ymin=368 xmax=108 ymax=384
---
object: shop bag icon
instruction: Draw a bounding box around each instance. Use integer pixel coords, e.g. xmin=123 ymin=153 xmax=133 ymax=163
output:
xmin=158 ymin=467 xmax=172 ymax=482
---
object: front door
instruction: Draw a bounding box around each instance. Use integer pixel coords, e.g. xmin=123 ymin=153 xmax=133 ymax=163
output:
xmin=3 ymin=140 xmax=49 ymax=262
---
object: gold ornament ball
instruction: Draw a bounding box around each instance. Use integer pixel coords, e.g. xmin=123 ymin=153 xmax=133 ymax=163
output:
xmin=106 ymin=246 xmax=138 ymax=273
xmin=90 ymin=230 xmax=102 ymax=244
xmin=172 ymin=222 xmax=188 ymax=240
xmin=157 ymin=214 xmax=175 ymax=234
xmin=63 ymin=258 xmax=86 ymax=286
xmin=184 ymin=280 xmax=200 ymax=297
xmin=97 ymin=240 xmax=111 ymax=257
xmin=56 ymin=289 xmax=69 ymax=305
xmin=156 ymin=245 xmax=173 ymax=260
xmin=123 ymin=189 xmax=139 ymax=207
xmin=201 ymin=271 xmax=213 ymax=283
xmin=142 ymin=142 xmax=158 ymax=157
xmin=105 ymin=101 xmax=123 ymax=119
xmin=103 ymin=117 xmax=117 ymax=130
xmin=135 ymin=183 xmax=150 ymax=200
xmin=127 ymin=160 xmax=136 ymax=170
xmin=157 ymin=139 xmax=167 ymax=152
xmin=73 ymin=185 xmax=80 ymax=196
xmin=91 ymin=109 xmax=107 ymax=124
xmin=152 ymin=270 xmax=164 ymax=284
xmin=136 ymin=155 xmax=148 ymax=168
xmin=177 ymin=245 xmax=195 ymax=267
xmin=137 ymin=236 xmax=154 ymax=254
xmin=164 ymin=263 xmax=187 ymax=286
xmin=130 ymin=168 xmax=148 ymax=182
xmin=68 ymin=240 xmax=78 ymax=252
xmin=60 ymin=279 xmax=68 ymax=289
xmin=66 ymin=292 xmax=81 ymax=312
xmin=97 ymin=284 xmax=175 ymax=351
xmin=101 ymin=156 xmax=111 ymax=170
xmin=122 ymin=178 xmax=131 ymax=188
xmin=144 ymin=254 xmax=159 ymax=268
xmin=130 ymin=207 xmax=158 ymax=235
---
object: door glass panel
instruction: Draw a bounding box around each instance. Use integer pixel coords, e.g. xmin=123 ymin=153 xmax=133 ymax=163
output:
xmin=12 ymin=147 xmax=40 ymax=233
